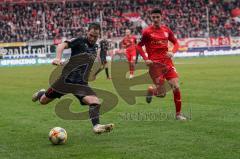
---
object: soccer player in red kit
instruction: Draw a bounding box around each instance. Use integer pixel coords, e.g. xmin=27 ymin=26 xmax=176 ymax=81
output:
xmin=136 ymin=8 xmax=186 ymax=120
xmin=121 ymin=29 xmax=137 ymax=79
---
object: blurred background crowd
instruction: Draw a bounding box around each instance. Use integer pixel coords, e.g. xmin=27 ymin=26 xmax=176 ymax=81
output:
xmin=0 ymin=0 xmax=239 ymax=42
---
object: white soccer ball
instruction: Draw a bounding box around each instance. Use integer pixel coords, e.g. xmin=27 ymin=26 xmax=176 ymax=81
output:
xmin=49 ymin=127 xmax=67 ymax=145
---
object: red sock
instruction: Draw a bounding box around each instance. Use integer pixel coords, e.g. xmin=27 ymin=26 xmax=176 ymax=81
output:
xmin=173 ymin=88 xmax=182 ymax=115
xmin=129 ymin=63 xmax=134 ymax=75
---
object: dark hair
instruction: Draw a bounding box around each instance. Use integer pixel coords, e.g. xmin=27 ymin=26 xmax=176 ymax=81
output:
xmin=151 ymin=8 xmax=162 ymax=15
xmin=88 ymin=22 xmax=101 ymax=31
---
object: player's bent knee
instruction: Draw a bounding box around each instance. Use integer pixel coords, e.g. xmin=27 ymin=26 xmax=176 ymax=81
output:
xmin=39 ymin=95 xmax=51 ymax=105
xmin=169 ymin=83 xmax=179 ymax=90
xmin=83 ymin=96 xmax=100 ymax=105
xmin=130 ymin=61 xmax=135 ymax=65
xmin=171 ymin=84 xmax=180 ymax=91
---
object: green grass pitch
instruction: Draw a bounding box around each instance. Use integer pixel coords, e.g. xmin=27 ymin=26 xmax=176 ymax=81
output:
xmin=0 ymin=56 xmax=240 ymax=159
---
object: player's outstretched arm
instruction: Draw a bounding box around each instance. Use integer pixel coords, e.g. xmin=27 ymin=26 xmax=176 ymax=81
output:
xmin=136 ymin=43 xmax=147 ymax=60
xmin=136 ymin=43 xmax=152 ymax=66
xmin=167 ymin=28 xmax=179 ymax=58
xmin=52 ymin=42 xmax=68 ymax=65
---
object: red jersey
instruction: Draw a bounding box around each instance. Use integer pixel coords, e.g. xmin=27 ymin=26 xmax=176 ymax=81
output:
xmin=121 ymin=35 xmax=137 ymax=51
xmin=137 ymin=25 xmax=179 ymax=62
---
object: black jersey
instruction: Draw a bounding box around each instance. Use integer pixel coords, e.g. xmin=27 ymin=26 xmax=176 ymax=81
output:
xmin=99 ymin=39 xmax=109 ymax=54
xmin=65 ymin=37 xmax=98 ymax=57
xmin=62 ymin=37 xmax=98 ymax=84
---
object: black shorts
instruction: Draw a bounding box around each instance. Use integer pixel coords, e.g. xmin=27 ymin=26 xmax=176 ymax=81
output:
xmin=100 ymin=51 xmax=107 ymax=65
xmin=45 ymin=87 xmax=96 ymax=105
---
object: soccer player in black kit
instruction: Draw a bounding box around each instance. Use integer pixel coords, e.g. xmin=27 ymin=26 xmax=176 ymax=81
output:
xmin=99 ymin=35 xmax=111 ymax=79
xmin=32 ymin=23 xmax=114 ymax=134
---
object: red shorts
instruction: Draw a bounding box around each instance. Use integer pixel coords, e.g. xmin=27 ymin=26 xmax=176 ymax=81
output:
xmin=126 ymin=47 xmax=136 ymax=63
xmin=149 ymin=60 xmax=178 ymax=85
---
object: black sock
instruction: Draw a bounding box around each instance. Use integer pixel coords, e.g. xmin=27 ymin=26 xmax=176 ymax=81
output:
xmin=94 ymin=68 xmax=103 ymax=76
xmin=105 ymin=68 xmax=109 ymax=78
xmin=89 ymin=104 xmax=100 ymax=126
xmin=37 ymin=90 xmax=45 ymax=101
xmin=135 ymin=52 xmax=139 ymax=64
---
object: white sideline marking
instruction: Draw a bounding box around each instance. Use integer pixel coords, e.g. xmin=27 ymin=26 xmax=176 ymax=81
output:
xmin=175 ymin=62 xmax=207 ymax=65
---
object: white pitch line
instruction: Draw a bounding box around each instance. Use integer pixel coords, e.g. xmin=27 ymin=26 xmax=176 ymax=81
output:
xmin=175 ymin=62 xmax=207 ymax=65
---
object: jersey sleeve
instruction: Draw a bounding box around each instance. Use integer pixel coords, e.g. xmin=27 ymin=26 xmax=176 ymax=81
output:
xmin=136 ymin=30 xmax=149 ymax=60
xmin=138 ymin=30 xmax=148 ymax=46
xmin=64 ymin=38 xmax=81 ymax=49
xmin=121 ymin=38 xmax=126 ymax=45
xmin=167 ymin=27 xmax=179 ymax=53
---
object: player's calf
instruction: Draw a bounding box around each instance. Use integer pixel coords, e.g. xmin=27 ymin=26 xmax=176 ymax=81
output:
xmin=155 ymin=85 xmax=167 ymax=98
xmin=128 ymin=61 xmax=135 ymax=79
xmin=88 ymin=103 xmax=114 ymax=134
xmin=32 ymin=89 xmax=45 ymax=102
xmin=168 ymin=78 xmax=180 ymax=91
xmin=146 ymin=85 xmax=154 ymax=103
xmin=39 ymin=95 xmax=53 ymax=105
xmin=89 ymin=103 xmax=100 ymax=126
xmin=168 ymin=79 xmax=184 ymax=120
xmin=84 ymin=95 xmax=114 ymax=134
xmin=32 ymin=88 xmax=57 ymax=106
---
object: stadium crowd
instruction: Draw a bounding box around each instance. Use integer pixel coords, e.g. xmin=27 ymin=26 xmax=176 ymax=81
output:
xmin=0 ymin=0 xmax=239 ymax=42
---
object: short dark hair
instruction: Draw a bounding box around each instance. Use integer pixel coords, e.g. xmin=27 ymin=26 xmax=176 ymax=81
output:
xmin=88 ymin=22 xmax=101 ymax=32
xmin=151 ymin=8 xmax=162 ymax=15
